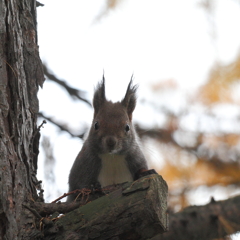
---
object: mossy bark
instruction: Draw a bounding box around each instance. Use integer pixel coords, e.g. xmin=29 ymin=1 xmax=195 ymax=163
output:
xmin=44 ymin=174 xmax=168 ymax=240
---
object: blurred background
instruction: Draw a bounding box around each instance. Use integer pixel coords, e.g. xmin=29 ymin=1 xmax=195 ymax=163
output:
xmin=37 ymin=0 xmax=240 ymax=238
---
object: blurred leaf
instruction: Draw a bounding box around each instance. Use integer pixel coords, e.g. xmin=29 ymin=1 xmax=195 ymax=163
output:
xmin=93 ymin=0 xmax=125 ymax=23
xmin=152 ymin=79 xmax=178 ymax=91
xmin=198 ymin=54 xmax=240 ymax=104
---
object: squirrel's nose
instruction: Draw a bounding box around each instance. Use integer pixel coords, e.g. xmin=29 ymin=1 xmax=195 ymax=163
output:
xmin=105 ymin=137 xmax=117 ymax=150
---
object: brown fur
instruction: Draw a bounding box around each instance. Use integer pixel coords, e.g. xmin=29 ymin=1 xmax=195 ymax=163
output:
xmin=67 ymin=76 xmax=148 ymax=202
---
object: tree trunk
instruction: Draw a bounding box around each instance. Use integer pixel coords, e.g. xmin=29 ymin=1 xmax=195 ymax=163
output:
xmin=0 ymin=0 xmax=44 ymax=239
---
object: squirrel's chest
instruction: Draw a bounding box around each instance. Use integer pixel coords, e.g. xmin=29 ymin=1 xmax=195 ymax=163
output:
xmin=98 ymin=154 xmax=133 ymax=187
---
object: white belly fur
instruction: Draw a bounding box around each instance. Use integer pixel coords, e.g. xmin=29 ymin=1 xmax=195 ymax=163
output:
xmin=98 ymin=154 xmax=133 ymax=187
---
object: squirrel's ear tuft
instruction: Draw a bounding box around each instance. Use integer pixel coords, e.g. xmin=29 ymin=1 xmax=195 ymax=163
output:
xmin=121 ymin=76 xmax=138 ymax=121
xmin=93 ymin=75 xmax=106 ymax=116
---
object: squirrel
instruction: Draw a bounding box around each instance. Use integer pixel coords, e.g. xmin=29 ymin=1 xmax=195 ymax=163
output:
xmin=67 ymin=76 xmax=155 ymax=202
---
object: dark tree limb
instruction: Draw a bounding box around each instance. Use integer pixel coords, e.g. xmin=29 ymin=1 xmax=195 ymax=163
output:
xmin=43 ymin=64 xmax=91 ymax=106
xmin=31 ymin=185 xmax=132 ymax=216
xmin=151 ymin=195 xmax=240 ymax=240
xmin=29 ymin=201 xmax=83 ymax=216
xmin=36 ymin=1 xmax=44 ymax=7
xmin=136 ymin=124 xmax=240 ymax=161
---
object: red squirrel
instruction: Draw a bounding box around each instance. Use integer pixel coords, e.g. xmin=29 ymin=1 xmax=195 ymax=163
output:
xmin=67 ymin=76 xmax=155 ymax=202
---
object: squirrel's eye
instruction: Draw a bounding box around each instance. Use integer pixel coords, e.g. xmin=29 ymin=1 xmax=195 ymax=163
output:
xmin=94 ymin=121 xmax=99 ymax=130
xmin=125 ymin=124 xmax=130 ymax=132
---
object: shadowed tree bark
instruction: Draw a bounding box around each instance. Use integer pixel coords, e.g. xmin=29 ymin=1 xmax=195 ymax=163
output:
xmin=0 ymin=0 xmax=44 ymax=238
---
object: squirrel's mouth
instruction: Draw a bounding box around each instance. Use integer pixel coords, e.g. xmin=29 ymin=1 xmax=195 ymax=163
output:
xmin=105 ymin=146 xmax=122 ymax=154
xmin=108 ymin=149 xmax=119 ymax=154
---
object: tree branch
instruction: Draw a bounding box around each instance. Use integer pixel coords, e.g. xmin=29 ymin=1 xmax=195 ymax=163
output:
xmin=38 ymin=112 xmax=86 ymax=139
xmin=151 ymin=195 xmax=240 ymax=240
xmin=43 ymin=64 xmax=91 ymax=106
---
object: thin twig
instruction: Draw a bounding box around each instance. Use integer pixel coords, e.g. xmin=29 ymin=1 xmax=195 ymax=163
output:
xmin=38 ymin=112 xmax=85 ymax=139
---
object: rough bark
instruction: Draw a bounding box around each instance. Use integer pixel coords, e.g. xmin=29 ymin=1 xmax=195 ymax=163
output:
xmin=40 ymin=174 xmax=168 ymax=240
xmin=151 ymin=195 xmax=240 ymax=240
xmin=0 ymin=0 xmax=44 ymax=239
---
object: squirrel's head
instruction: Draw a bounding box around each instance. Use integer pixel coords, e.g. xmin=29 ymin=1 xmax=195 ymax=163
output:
xmin=89 ymin=75 xmax=138 ymax=154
